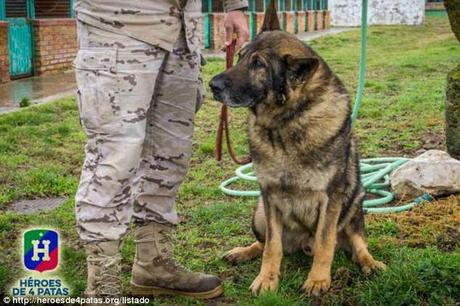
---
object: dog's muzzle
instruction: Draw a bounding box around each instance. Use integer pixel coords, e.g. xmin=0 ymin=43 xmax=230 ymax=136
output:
xmin=209 ymin=74 xmax=229 ymax=102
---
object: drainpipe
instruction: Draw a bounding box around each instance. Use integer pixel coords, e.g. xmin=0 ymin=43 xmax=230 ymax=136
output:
xmin=27 ymin=0 xmax=35 ymax=76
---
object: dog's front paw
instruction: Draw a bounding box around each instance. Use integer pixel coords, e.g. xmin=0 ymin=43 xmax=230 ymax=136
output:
xmin=249 ymin=272 xmax=279 ymax=295
xmin=301 ymin=276 xmax=331 ymax=296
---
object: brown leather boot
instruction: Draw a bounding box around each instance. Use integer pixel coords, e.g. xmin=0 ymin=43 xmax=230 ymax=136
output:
xmin=130 ymin=222 xmax=223 ymax=299
xmin=84 ymin=241 xmax=123 ymax=304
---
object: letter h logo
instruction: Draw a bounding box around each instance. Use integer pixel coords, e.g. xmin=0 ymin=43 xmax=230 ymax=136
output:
xmin=24 ymin=229 xmax=59 ymax=272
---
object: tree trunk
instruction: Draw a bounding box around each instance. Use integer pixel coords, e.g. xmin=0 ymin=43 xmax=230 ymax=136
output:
xmin=446 ymin=64 xmax=460 ymax=160
xmin=444 ymin=0 xmax=460 ymax=159
xmin=445 ymin=0 xmax=460 ymax=41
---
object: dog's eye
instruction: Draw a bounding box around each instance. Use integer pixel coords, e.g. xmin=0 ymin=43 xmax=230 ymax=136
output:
xmin=252 ymin=58 xmax=265 ymax=69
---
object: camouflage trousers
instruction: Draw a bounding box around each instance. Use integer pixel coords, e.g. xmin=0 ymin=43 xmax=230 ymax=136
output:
xmin=74 ymin=21 xmax=204 ymax=242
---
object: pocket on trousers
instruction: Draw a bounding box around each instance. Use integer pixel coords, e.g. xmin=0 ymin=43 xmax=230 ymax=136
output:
xmin=74 ymin=48 xmax=121 ymax=132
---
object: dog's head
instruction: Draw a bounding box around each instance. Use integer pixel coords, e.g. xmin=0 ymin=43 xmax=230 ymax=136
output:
xmin=210 ymin=1 xmax=324 ymax=111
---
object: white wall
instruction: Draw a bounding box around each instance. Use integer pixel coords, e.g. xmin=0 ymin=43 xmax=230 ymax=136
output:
xmin=329 ymin=0 xmax=425 ymax=27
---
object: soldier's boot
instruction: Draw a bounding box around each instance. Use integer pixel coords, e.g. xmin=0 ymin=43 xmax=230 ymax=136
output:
xmin=84 ymin=241 xmax=123 ymax=304
xmin=130 ymin=222 xmax=223 ymax=299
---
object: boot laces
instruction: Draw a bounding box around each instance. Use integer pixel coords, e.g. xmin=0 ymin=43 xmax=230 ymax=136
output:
xmin=89 ymin=254 xmax=122 ymax=297
xmin=158 ymin=229 xmax=191 ymax=273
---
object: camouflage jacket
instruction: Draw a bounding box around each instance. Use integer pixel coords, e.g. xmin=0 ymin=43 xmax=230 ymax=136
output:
xmin=74 ymin=0 xmax=248 ymax=53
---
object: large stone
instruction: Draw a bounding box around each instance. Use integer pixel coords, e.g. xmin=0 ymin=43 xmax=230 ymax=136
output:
xmin=390 ymin=150 xmax=460 ymax=200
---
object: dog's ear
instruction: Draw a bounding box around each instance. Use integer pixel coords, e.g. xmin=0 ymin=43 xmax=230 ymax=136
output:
xmin=284 ymin=55 xmax=319 ymax=82
xmin=260 ymin=0 xmax=281 ymax=32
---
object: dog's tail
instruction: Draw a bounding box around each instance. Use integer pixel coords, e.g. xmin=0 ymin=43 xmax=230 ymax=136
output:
xmin=260 ymin=0 xmax=281 ymax=32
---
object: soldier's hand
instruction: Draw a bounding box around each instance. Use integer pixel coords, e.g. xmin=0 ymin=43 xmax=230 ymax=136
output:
xmin=224 ymin=10 xmax=250 ymax=49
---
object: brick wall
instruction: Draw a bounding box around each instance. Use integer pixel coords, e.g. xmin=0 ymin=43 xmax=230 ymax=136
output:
xmin=425 ymin=2 xmax=444 ymax=10
xmin=307 ymin=11 xmax=315 ymax=32
xmin=324 ymin=11 xmax=331 ymax=29
xmin=297 ymin=11 xmax=306 ymax=33
xmin=316 ymin=11 xmax=324 ymax=31
xmin=33 ymin=19 xmax=77 ymax=75
xmin=209 ymin=13 xmax=226 ymax=51
xmin=0 ymin=21 xmax=10 ymax=83
xmin=284 ymin=12 xmax=296 ymax=34
xmin=255 ymin=12 xmax=265 ymax=32
xmin=208 ymin=10 xmax=330 ymax=49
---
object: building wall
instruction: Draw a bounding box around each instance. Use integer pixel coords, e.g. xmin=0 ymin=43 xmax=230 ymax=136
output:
xmin=0 ymin=21 xmax=10 ymax=83
xmin=209 ymin=9 xmax=331 ymax=50
xmin=425 ymin=2 xmax=445 ymax=11
xmin=209 ymin=13 xmax=226 ymax=51
xmin=33 ymin=19 xmax=77 ymax=75
xmin=329 ymin=0 xmax=425 ymax=27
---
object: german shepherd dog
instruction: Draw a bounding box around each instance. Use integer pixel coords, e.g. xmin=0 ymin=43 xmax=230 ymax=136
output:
xmin=209 ymin=1 xmax=386 ymax=297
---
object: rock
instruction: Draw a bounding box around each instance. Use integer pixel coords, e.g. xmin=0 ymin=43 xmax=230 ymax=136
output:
xmin=390 ymin=150 xmax=460 ymax=200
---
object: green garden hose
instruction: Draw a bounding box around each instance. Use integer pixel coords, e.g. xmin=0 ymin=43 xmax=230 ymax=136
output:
xmin=219 ymin=0 xmax=433 ymax=213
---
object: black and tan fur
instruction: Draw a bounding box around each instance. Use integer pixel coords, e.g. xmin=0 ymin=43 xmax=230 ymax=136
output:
xmin=209 ymin=1 xmax=386 ymax=296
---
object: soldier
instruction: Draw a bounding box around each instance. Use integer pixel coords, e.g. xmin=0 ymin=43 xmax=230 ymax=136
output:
xmin=73 ymin=0 xmax=249 ymax=300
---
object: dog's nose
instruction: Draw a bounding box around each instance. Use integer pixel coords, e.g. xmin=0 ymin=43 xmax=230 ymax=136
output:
xmin=209 ymin=74 xmax=228 ymax=94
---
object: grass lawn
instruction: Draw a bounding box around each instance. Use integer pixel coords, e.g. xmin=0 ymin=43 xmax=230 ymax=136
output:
xmin=1 ymin=16 xmax=459 ymax=305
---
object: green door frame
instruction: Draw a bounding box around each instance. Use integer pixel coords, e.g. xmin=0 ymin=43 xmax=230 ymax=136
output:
xmin=26 ymin=0 xmax=35 ymax=18
xmin=313 ymin=0 xmax=317 ymax=30
xmin=278 ymin=0 xmax=285 ymax=30
xmin=301 ymin=0 xmax=307 ymax=32
xmin=263 ymin=0 xmax=269 ymax=11
xmin=203 ymin=0 xmax=211 ymax=48
xmin=0 ymin=0 xmax=5 ymax=20
xmin=292 ymin=0 xmax=298 ymax=33
xmin=6 ymin=0 xmax=35 ymax=77
xmin=70 ymin=0 xmax=74 ymax=17
xmin=249 ymin=0 xmax=256 ymax=39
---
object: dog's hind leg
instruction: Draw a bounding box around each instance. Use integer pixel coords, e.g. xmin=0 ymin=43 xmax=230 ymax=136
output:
xmin=222 ymin=241 xmax=264 ymax=263
xmin=222 ymin=198 xmax=265 ymax=263
xmin=343 ymin=203 xmax=386 ymax=274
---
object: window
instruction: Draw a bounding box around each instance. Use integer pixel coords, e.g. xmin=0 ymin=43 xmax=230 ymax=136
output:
xmin=34 ymin=0 xmax=70 ymax=18
xmin=5 ymin=0 xmax=28 ymax=18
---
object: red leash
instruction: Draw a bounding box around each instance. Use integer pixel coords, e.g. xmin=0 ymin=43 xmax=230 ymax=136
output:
xmin=215 ymin=40 xmax=251 ymax=165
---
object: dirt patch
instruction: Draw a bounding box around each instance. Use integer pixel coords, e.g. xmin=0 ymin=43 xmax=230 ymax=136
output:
xmin=436 ymin=226 xmax=460 ymax=252
xmin=196 ymin=240 xmax=217 ymax=249
xmin=415 ymin=131 xmax=446 ymax=155
xmin=368 ymin=195 xmax=460 ymax=249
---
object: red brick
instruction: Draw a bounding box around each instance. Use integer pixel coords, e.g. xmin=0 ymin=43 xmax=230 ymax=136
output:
xmin=316 ymin=11 xmax=323 ymax=31
xmin=33 ymin=19 xmax=77 ymax=76
xmin=324 ymin=10 xmax=331 ymax=29
xmin=0 ymin=21 xmax=10 ymax=83
xmin=284 ymin=12 xmax=296 ymax=34
xmin=210 ymin=13 xmax=226 ymax=51
xmin=306 ymin=11 xmax=315 ymax=32
xmin=297 ymin=11 xmax=306 ymax=33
